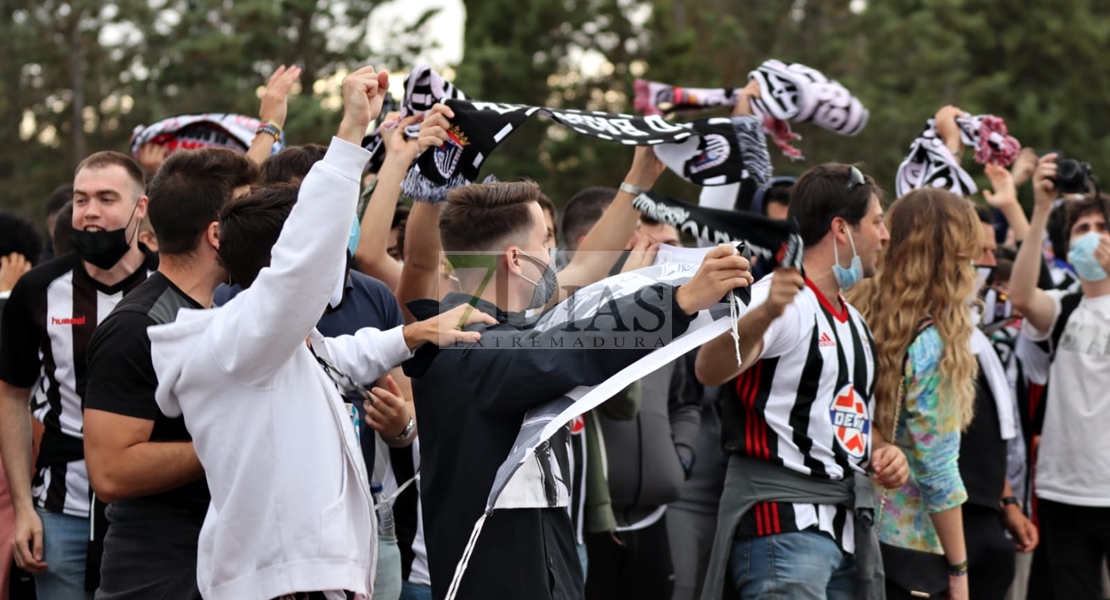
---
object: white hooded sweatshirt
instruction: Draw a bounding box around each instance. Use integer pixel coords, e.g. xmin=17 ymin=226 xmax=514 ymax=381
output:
xmin=149 ymin=137 xmax=413 ymax=600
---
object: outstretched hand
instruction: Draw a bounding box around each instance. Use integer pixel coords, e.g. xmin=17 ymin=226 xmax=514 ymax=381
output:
xmin=259 ymin=64 xmax=302 ymax=129
xmin=983 ymin=163 xmax=1018 ymax=209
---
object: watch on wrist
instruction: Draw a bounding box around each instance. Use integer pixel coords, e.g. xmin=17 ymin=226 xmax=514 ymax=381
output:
xmin=1001 ymin=495 xmax=1021 ymax=510
xmin=619 ymin=182 xmax=644 ymax=197
xmin=393 ymin=413 xmax=416 ymax=441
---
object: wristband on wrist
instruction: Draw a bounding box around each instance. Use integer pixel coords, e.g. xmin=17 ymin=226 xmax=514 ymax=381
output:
xmin=947 ymin=559 xmax=969 ymax=577
xmin=619 ymin=182 xmax=644 ymax=197
xmin=1001 ymin=495 xmax=1021 ymax=510
xmin=256 ymin=121 xmax=283 ymax=142
xmin=393 ymin=413 xmax=416 ymax=441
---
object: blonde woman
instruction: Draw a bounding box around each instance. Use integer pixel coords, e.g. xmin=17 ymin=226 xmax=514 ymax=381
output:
xmin=847 ymin=189 xmax=980 ymax=600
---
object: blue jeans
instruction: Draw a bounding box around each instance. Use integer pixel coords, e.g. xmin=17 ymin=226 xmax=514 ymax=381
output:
xmin=577 ymin=542 xmax=589 ymax=580
xmin=35 ymin=508 xmax=94 ymax=600
xmin=399 ymin=581 xmax=432 ymax=600
xmin=729 ymin=530 xmax=855 ymax=600
xmin=374 ymin=535 xmax=402 ymax=600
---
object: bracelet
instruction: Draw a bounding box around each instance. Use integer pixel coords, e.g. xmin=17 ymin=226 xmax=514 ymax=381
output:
xmin=947 ymin=559 xmax=969 ymax=577
xmin=393 ymin=413 xmax=416 ymax=441
xmin=619 ymin=182 xmax=644 ymax=197
xmin=256 ymin=121 xmax=283 ymax=142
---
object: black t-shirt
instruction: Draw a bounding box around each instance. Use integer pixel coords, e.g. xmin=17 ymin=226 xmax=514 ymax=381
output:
xmin=958 ymin=366 xmax=1007 ymax=511
xmin=85 ymin=272 xmax=209 ymax=518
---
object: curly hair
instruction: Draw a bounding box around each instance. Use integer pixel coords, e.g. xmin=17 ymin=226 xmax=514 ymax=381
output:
xmin=846 ymin=189 xmax=980 ymax=438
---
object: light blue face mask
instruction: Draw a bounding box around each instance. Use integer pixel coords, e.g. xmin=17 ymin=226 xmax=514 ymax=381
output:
xmin=832 ymin=227 xmax=864 ymax=291
xmin=1068 ymin=231 xmax=1108 ymax=282
xmin=347 ymin=217 xmax=361 ymax=256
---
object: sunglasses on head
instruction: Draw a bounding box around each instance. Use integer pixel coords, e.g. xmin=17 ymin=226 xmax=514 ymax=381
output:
xmin=845 ymin=166 xmax=866 ymax=192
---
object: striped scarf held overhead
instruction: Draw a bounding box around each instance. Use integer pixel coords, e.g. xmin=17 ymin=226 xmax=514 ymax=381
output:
xmin=633 ymin=59 xmax=870 ymax=161
xmin=129 ymin=113 xmax=282 ymax=158
xmin=895 ymin=114 xmax=1021 ymax=197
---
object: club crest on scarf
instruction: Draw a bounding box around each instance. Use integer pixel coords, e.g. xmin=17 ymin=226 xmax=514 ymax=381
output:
xmin=829 ymin=383 xmax=870 ymax=458
xmin=688 ymin=134 xmax=730 ymax=175
xmin=434 ymin=124 xmax=470 ymax=179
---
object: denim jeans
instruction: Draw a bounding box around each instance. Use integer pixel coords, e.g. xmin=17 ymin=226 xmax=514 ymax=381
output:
xmin=374 ymin=535 xmax=402 ymax=600
xmin=399 ymin=581 xmax=432 ymax=600
xmin=35 ymin=508 xmax=94 ymax=600
xmin=729 ymin=530 xmax=855 ymax=600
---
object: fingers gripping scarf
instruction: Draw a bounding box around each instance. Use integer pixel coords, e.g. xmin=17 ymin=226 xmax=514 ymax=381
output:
xmin=895 ymin=114 xmax=1021 ymax=197
xmin=633 ymin=59 xmax=869 ymax=161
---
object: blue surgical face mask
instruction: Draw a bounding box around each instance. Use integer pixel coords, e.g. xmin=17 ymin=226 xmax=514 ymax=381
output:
xmin=1068 ymin=231 xmax=1108 ymax=282
xmin=831 ymin=227 xmax=864 ymax=291
xmin=347 ymin=217 xmax=361 ymax=256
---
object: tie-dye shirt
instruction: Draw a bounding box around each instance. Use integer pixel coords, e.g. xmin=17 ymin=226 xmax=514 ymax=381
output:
xmin=875 ymin=326 xmax=968 ymax=554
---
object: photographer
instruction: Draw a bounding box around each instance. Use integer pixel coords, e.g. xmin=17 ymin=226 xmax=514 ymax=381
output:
xmin=1009 ymin=153 xmax=1110 ymax=600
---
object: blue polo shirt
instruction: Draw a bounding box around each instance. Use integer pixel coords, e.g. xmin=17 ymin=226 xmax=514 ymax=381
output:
xmin=214 ymin=269 xmax=404 ymax=473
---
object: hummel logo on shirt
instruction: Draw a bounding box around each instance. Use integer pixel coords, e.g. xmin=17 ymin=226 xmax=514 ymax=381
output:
xmin=50 ymin=316 xmax=87 ymax=326
xmin=818 ymin=332 xmax=836 ymax=348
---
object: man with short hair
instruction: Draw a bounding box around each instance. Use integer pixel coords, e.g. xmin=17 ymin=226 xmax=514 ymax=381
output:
xmin=696 ymin=163 xmax=907 ymax=599
xmin=83 ymin=147 xmax=258 ymax=600
xmin=1009 ymin=153 xmax=1110 ymax=600
xmin=0 ymin=151 xmax=156 ymax=599
xmin=404 ymin=169 xmax=753 ymax=600
xmin=143 ymin=66 xmax=485 ymax=600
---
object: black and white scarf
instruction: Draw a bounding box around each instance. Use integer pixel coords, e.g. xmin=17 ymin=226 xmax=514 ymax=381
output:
xmin=895 ymin=114 xmax=1021 ymax=197
xmin=129 ymin=113 xmax=281 ymax=158
xmin=633 ymin=59 xmax=869 ymax=160
xmin=631 ymin=191 xmax=803 ymax=269
xmin=361 ymin=64 xmax=468 ymax=171
xmin=402 ymin=100 xmax=772 ymax=202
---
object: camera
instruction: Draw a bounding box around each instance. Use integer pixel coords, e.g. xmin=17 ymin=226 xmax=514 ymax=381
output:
xmin=1053 ymin=156 xmax=1094 ymax=194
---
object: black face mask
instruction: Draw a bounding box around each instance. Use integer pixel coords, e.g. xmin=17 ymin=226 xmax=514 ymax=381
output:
xmin=71 ymin=202 xmax=140 ymax=270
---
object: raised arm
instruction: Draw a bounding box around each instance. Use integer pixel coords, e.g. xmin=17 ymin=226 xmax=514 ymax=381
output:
xmin=395 ymin=105 xmax=459 ymax=323
xmin=352 ymin=113 xmax=423 ymax=290
xmin=554 ymin=147 xmax=667 ymax=303
xmin=246 ymin=65 xmax=302 ymax=165
xmin=983 ymin=162 xmax=1030 ymax=243
xmin=207 ymin=66 xmax=388 ymax=384
xmin=695 ymin=267 xmax=803 ymax=386
xmin=1010 ymin=154 xmax=1061 ymax=333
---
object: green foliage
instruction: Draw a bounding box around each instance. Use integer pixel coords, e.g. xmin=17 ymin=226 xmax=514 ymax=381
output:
xmin=6 ymin=0 xmax=1110 ymax=235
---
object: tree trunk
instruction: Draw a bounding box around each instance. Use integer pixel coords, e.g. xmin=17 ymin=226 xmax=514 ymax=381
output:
xmin=69 ymin=12 xmax=86 ymax=166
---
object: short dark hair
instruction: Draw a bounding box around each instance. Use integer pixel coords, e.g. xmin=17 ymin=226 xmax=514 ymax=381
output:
xmin=1064 ymin=194 xmax=1110 ymax=245
xmin=53 ymin=202 xmax=74 ymax=256
xmin=259 ymin=144 xmax=328 ymax=185
xmin=788 ymin=163 xmax=882 ymax=248
xmin=561 ymin=187 xmax=617 ymax=250
xmin=995 ymin=246 xmax=1016 ymax=262
xmin=218 ymin=184 xmax=299 ymax=288
xmin=0 ymin=211 xmax=43 ymax=267
xmin=75 ymin=151 xmax=146 ymax=198
xmin=45 ymin=184 xmax=73 ymax=217
xmin=973 ymin=203 xmax=993 ymax=225
xmin=148 ymin=148 xmax=258 ymax=256
xmin=440 ymin=181 xmax=543 ymax=252
xmin=392 ymin=204 xmax=410 ymax=231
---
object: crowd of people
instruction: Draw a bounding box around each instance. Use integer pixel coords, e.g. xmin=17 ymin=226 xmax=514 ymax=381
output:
xmin=0 ymin=56 xmax=1107 ymax=600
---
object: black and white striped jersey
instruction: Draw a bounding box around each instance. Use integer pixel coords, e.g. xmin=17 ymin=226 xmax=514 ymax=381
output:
xmin=0 ymin=252 xmax=154 ymax=517
xmin=726 ymin=275 xmax=876 ymax=553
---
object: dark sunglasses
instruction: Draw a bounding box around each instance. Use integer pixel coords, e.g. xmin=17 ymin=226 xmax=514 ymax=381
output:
xmin=845 ymin=166 xmax=866 ymax=192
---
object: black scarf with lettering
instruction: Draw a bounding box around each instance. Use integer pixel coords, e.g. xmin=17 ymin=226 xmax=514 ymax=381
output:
xmin=401 ymin=99 xmax=771 ymax=202
xmin=632 ymin=191 xmax=803 ymax=270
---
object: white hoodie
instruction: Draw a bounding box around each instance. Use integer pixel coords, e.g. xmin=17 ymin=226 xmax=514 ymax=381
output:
xmin=149 ymin=137 xmax=413 ymax=600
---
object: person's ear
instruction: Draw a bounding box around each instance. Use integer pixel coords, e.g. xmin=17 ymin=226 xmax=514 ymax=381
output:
xmin=136 ymin=195 xmax=149 ymax=221
xmin=207 ymin=222 xmax=221 ymax=251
